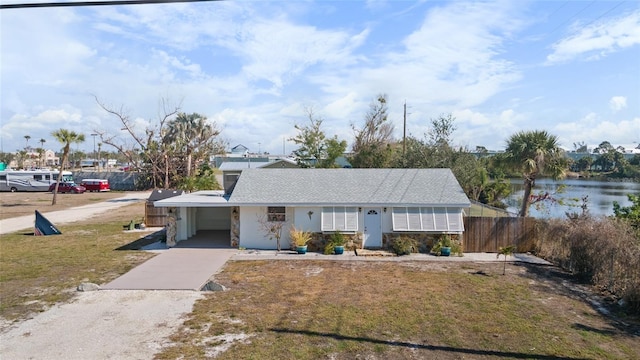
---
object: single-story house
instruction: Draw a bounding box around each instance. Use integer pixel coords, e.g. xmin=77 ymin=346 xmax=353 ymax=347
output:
xmin=154 ymin=168 xmax=471 ymax=250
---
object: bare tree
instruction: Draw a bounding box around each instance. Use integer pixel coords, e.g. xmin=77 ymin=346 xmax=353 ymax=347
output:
xmin=257 ymin=214 xmax=286 ymax=251
xmin=93 ymin=95 xmax=181 ymax=188
xmin=290 ymin=107 xmax=346 ymax=168
xmin=350 ymin=94 xmax=395 ymax=168
xmin=427 ymin=113 xmax=457 ymax=148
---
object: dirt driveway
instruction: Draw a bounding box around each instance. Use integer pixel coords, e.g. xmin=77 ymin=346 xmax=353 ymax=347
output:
xmin=0 ymin=191 xmax=151 ymax=234
xmin=0 ymin=290 xmax=204 ymax=359
xmin=0 ymin=191 xmax=124 ymax=220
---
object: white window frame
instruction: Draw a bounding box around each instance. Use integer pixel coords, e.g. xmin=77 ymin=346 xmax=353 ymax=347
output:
xmin=322 ymin=206 xmax=358 ymax=232
xmin=392 ymin=207 xmax=464 ymax=232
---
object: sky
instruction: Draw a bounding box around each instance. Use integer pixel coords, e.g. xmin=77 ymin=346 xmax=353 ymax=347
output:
xmin=1 ymin=0 xmax=639 ymax=156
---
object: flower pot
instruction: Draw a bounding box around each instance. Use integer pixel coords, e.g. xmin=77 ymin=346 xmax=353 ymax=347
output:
xmin=334 ymin=245 xmax=344 ymax=255
xmin=440 ymin=247 xmax=451 ymax=256
xmin=296 ymin=245 xmax=308 ymax=254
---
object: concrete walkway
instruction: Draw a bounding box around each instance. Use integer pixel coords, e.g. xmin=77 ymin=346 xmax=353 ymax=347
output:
xmin=103 ymin=246 xmax=551 ymax=291
xmin=231 ymin=249 xmax=553 ymax=265
xmin=0 ymin=192 xmax=151 ymax=234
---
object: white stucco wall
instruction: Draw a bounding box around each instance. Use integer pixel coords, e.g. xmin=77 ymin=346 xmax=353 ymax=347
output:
xmin=236 ymin=205 xmax=467 ymax=249
xmin=293 ymin=207 xmax=321 ymax=232
xmin=197 ymin=207 xmax=231 ymax=230
xmin=239 ymin=206 xmax=296 ymax=249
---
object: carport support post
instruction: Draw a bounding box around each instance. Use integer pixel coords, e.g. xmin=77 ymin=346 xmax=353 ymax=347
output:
xmin=176 ymin=207 xmax=189 ymax=242
xmin=189 ymin=207 xmax=197 ymax=238
xmin=166 ymin=209 xmax=177 ymax=247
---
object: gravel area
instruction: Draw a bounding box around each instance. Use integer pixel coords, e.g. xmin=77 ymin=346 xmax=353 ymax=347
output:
xmin=0 ymin=290 xmax=203 ymax=359
xmin=1 ymin=191 xmax=204 ymax=359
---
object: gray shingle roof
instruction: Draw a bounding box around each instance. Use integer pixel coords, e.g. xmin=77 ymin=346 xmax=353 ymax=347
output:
xmin=229 ymin=168 xmax=470 ymax=207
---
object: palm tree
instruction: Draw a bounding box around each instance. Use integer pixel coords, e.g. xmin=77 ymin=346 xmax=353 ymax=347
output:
xmin=24 ymin=135 xmax=31 ymax=150
xmin=164 ymin=113 xmax=217 ymax=178
xmin=51 ymin=129 xmax=85 ymax=205
xmin=504 ymin=130 xmax=566 ymax=217
xmin=39 ymin=139 xmax=46 ymax=167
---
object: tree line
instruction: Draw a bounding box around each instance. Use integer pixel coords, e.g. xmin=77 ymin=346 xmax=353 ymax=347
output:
xmin=290 ymin=94 xmax=640 ymax=217
xmin=2 ymin=93 xmax=638 ymax=215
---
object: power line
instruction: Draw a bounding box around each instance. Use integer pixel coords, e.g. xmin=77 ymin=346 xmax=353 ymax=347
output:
xmin=1 ymin=0 xmax=222 ymax=10
xmin=547 ymin=0 xmax=596 ymax=35
xmin=580 ymin=1 xmax=627 ymax=30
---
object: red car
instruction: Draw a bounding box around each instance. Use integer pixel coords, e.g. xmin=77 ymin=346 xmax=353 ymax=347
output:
xmin=49 ymin=182 xmax=86 ymax=194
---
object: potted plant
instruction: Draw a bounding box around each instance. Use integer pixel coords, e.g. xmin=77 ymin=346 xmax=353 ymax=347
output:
xmin=290 ymin=226 xmax=312 ymax=254
xmin=324 ymin=231 xmax=346 ymax=255
xmin=436 ymin=234 xmax=452 ymax=256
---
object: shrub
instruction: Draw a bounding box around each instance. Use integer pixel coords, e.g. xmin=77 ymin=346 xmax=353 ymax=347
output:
xmin=330 ymin=231 xmax=346 ymax=246
xmin=431 ymin=234 xmax=463 ymax=256
xmin=391 ymin=236 xmax=417 ymax=256
xmin=289 ymin=226 xmax=312 ymax=247
xmin=535 ymin=216 xmax=640 ymax=314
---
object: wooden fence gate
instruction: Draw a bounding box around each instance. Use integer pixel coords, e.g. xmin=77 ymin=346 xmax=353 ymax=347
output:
xmin=463 ymin=217 xmax=538 ymax=253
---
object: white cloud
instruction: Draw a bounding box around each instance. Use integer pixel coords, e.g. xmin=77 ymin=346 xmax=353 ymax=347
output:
xmin=546 ymin=10 xmax=640 ymax=64
xmin=453 ymin=109 xmax=491 ymax=126
xmin=1 ymin=2 xmax=637 ymax=155
xmin=347 ymin=1 xmax=522 ymax=108
xmin=553 ymin=113 xmax=640 ymax=150
xmin=222 ymin=18 xmax=366 ymax=89
xmin=1 ymin=106 xmax=85 ymax=151
xmin=609 ymin=96 xmax=627 ymax=112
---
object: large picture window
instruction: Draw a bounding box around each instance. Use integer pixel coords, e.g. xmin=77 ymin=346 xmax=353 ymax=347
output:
xmin=322 ymin=206 xmax=358 ymax=232
xmin=267 ymin=206 xmax=286 ymax=222
xmin=392 ymin=207 xmax=464 ymax=232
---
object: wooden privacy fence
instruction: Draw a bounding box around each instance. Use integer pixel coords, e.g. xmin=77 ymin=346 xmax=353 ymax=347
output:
xmin=463 ymin=217 xmax=538 ymax=253
xmin=145 ymin=203 xmax=169 ymax=227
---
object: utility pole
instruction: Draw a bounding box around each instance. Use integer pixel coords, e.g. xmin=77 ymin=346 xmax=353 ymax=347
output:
xmin=403 ymin=101 xmax=407 ymax=163
xmin=91 ymin=133 xmax=97 ymax=168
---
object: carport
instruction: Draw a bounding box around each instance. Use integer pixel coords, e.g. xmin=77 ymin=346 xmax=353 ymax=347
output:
xmin=153 ymin=190 xmax=237 ymax=248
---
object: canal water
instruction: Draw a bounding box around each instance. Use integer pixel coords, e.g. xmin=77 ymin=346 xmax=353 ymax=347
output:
xmin=506 ymin=178 xmax=640 ymax=218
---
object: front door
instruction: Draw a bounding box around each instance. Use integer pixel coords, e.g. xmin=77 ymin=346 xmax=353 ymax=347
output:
xmin=363 ymin=208 xmax=382 ymax=248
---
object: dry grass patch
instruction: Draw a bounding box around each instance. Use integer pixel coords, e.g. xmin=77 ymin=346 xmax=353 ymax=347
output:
xmin=0 ymin=203 xmax=155 ymax=323
xmin=158 ymin=260 xmax=640 ymax=360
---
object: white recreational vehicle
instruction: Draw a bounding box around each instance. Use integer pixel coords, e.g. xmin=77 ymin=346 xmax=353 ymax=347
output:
xmin=0 ymin=169 xmax=73 ymax=192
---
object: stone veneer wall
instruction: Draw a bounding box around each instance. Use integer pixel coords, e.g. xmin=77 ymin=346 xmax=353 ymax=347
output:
xmin=230 ymin=207 xmax=240 ymax=247
xmin=305 ymin=232 xmax=461 ymax=253
xmin=383 ymin=233 xmax=462 ymax=253
xmin=306 ymin=232 xmax=363 ymax=252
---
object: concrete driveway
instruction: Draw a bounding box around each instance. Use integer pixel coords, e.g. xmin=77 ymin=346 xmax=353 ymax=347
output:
xmin=102 ymin=231 xmax=236 ymax=290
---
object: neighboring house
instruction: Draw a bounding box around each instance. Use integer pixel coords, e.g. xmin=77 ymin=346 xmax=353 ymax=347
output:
xmin=154 ymin=168 xmax=470 ymax=250
xmin=230 ymin=144 xmax=249 ymax=155
xmin=219 ymin=158 xmax=299 ymax=194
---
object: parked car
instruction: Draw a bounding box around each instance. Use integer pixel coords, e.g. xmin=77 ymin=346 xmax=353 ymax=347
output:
xmin=80 ymin=179 xmax=110 ymax=192
xmin=49 ymin=182 xmax=86 ymax=194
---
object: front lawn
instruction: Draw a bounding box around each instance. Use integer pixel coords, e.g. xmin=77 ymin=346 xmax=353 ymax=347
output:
xmin=158 ymin=260 xmax=639 ymax=359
